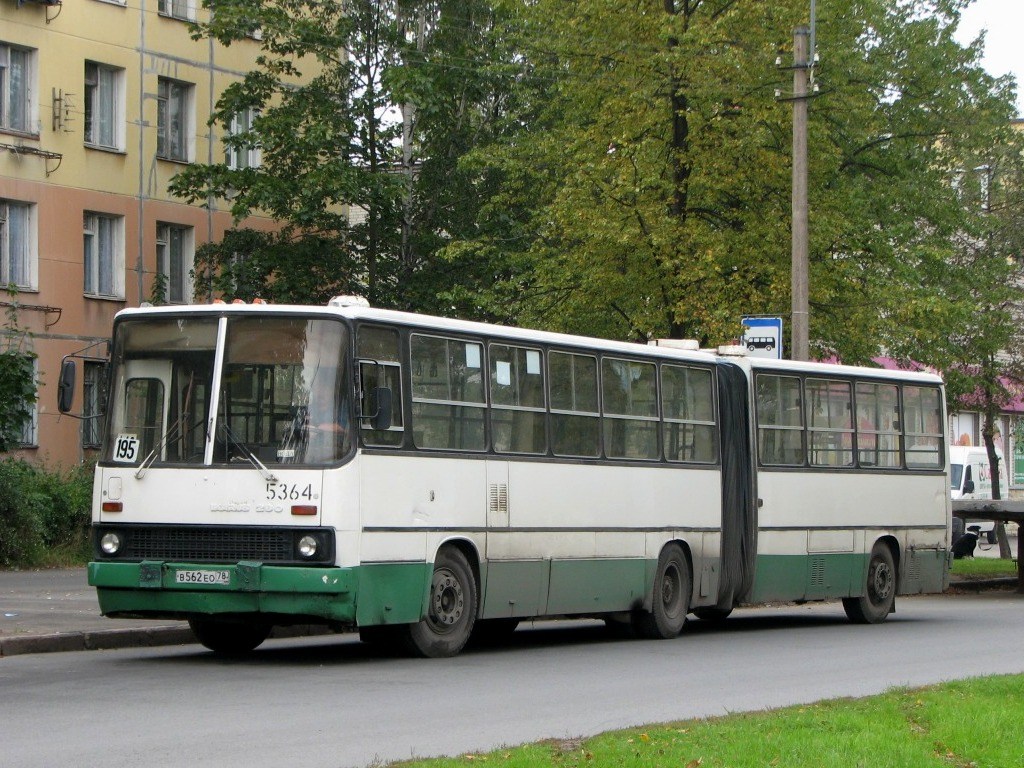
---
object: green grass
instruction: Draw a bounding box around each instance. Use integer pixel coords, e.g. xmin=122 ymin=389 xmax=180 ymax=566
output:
xmin=951 ymin=557 xmax=1018 ymax=578
xmin=396 ymin=676 xmax=1024 ymax=768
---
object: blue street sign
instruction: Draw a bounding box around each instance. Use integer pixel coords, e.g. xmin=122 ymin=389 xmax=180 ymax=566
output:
xmin=740 ymin=316 xmax=784 ymax=359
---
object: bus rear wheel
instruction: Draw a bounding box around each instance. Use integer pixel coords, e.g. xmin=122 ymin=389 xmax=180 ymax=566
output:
xmin=634 ymin=544 xmax=690 ymax=639
xmin=843 ymin=543 xmax=896 ymax=624
xmin=188 ymin=617 xmax=271 ymax=654
xmin=406 ymin=547 xmax=478 ymax=658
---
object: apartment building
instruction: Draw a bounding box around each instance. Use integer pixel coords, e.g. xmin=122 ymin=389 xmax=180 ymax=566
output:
xmin=1 ymin=0 xmax=277 ymax=467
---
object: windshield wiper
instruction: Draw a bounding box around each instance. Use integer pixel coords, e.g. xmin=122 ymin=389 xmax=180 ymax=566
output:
xmin=134 ymin=419 xmax=187 ymax=480
xmin=220 ymin=423 xmax=278 ymax=483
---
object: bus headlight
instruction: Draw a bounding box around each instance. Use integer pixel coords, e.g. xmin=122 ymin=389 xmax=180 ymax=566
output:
xmin=100 ymin=532 xmax=123 ymax=555
xmin=297 ymin=535 xmax=319 ymax=559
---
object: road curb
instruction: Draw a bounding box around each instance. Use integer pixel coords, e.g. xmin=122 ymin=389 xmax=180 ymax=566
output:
xmin=0 ymin=624 xmax=337 ymax=658
xmin=0 ymin=626 xmax=196 ymax=657
xmin=948 ymin=576 xmax=1019 ymax=592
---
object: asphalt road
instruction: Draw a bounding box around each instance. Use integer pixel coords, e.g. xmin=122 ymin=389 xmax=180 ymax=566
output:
xmin=2 ymin=592 xmax=1022 ymax=768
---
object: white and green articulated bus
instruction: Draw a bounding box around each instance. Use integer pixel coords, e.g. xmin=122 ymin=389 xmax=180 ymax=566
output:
xmin=69 ymin=298 xmax=951 ymax=657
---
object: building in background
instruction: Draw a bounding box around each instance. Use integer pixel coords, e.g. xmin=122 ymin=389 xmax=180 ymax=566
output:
xmin=1 ymin=0 xmax=278 ymax=467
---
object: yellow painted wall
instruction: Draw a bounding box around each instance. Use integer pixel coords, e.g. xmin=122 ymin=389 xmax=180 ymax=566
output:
xmin=1 ymin=0 xmax=287 ymax=467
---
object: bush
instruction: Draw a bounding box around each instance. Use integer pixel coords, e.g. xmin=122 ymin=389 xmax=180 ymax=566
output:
xmin=0 ymin=459 xmax=93 ymax=567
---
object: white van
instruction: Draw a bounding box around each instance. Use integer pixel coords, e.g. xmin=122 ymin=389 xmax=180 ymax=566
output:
xmin=949 ymin=445 xmax=1005 ymax=543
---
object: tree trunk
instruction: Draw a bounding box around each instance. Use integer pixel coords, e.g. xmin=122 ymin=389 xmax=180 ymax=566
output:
xmin=982 ymin=401 xmax=1012 ymax=558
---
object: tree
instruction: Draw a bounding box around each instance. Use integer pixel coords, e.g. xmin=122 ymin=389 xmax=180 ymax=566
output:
xmin=940 ymin=129 xmax=1024 ymax=557
xmin=173 ymin=0 xmax=519 ymax=311
xmin=447 ymin=0 xmax=1021 ymax=356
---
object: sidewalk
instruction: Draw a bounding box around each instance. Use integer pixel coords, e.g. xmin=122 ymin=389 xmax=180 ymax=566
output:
xmin=0 ymin=568 xmax=194 ymax=657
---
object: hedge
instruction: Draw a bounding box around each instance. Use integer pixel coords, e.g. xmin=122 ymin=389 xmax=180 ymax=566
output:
xmin=0 ymin=459 xmax=92 ymax=567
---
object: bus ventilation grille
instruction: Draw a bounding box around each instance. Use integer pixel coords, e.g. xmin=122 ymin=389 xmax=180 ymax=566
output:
xmin=906 ymin=551 xmax=922 ymax=583
xmin=809 ymin=557 xmax=825 ymax=586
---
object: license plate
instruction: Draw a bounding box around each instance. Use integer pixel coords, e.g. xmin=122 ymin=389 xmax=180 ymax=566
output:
xmin=174 ymin=569 xmax=230 ymax=586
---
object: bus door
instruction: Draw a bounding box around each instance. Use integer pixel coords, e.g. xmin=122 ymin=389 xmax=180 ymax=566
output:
xmin=113 ymin=360 xmax=173 ymax=464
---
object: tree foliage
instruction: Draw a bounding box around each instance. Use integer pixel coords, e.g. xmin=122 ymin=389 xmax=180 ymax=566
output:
xmin=0 ymin=290 xmax=37 ymax=452
xmin=173 ymin=0 xmax=1024 ymax=368
xmin=446 ymin=0 xmax=1024 ymax=353
xmin=173 ymin=0 xmax=521 ymax=313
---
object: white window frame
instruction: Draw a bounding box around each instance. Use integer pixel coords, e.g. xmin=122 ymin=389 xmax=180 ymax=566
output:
xmin=158 ymin=0 xmax=194 ymax=21
xmin=84 ymin=61 xmax=125 ymax=151
xmin=156 ymin=222 xmax=194 ymax=304
xmin=226 ymin=107 xmax=261 ymax=170
xmin=157 ymin=78 xmax=193 ymax=162
xmin=83 ymin=212 xmax=125 ymax=299
xmin=0 ymin=42 xmax=35 ymax=135
xmin=0 ymin=199 xmax=37 ymax=290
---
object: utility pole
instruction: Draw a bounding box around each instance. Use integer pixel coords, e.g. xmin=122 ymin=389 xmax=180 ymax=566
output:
xmin=791 ymin=25 xmax=810 ymax=361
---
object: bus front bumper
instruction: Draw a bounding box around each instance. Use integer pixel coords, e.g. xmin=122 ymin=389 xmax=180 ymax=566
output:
xmin=88 ymin=561 xmax=358 ymax=624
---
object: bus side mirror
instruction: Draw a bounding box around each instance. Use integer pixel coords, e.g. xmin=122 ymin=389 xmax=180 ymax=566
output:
xmin=369 ymin=387 xmax=393 ymax=431
xmin=963 ymin=479 xmax=975 ymax=494
xmin=58 ymin=359 xmax=77 ymax=414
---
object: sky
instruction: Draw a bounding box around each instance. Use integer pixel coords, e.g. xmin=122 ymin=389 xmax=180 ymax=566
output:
xmin=955 ymin=0 xmax=1024 ymax=116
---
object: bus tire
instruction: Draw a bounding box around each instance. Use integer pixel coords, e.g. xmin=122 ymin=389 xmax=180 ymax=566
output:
xmin=406 ymin=547 xmax=478 ymax=658
xmin=633 ymin=544 xmax=690 ymax=639
xmin=188 ymin=617 xmax=271 ymax=654
xmin=843 ymin=543 xmax=896 ymax=624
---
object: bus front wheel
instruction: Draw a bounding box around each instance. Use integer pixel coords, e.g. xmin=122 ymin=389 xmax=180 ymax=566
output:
xmin=406 ymin=547 xmax=478 ymax=658
xmin=188 ymin=617 xmax=271 ymax=654
xmin=634 ymin=544 xmax=690 ymax=639
xmin=843 ymin=543 xmax=896 ymax=624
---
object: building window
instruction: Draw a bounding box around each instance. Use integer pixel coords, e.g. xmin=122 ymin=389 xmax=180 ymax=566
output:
xmin=0 ymin=199 xmax=35 ymax=290
xmin=158 ymin=0 xmax=193 ymax=21
xmin=83 ymin=212 xmax=125 ymax=299
xmin=226 ymin=108 xmax=260 ymax=169
xmin=18 ymin=358 xmax=38 ymax=448
xmin=0 ymin=43 xmax=33 ymax=134
xmin=157 ymin=78 xmax=192 ymax=162
xmin=156 ymin=223 xmax=193 ymax=304
xmin=83 ymin=361 xmax=106 ymax=448
xmin=84 ymin=62 xmax=124 ymax=150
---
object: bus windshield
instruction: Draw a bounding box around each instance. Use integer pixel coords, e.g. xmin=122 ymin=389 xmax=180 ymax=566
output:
xmin=950 ymin=463 xmax=963 ymax=491
xmin=102 ymin=315 xmax=351 ymax=467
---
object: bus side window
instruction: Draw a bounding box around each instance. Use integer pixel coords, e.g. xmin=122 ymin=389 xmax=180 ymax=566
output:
xmin=662 ymin=365 xmax=717 ymax=463
xmin=756 ymin=374 xmax=804 ymax=466
xmin=602 ymin=357 xmax=659 ymax=460
xmin=903 ymin=385 xmax=943 ymax=469
xmin=357 ymin=327 xmax=404 ymax=447
xmin=855 ymin=382 xmax=900 ymax=468
xmin=549 ymin=351 xmax=600 ymax=458
xmin=410 ymin=334 xmax=486 ymax=451
xmin=490 ymin=344 xmax=546 ymax=454
xmin=805 ymin=378 xmax=853 ymax=467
